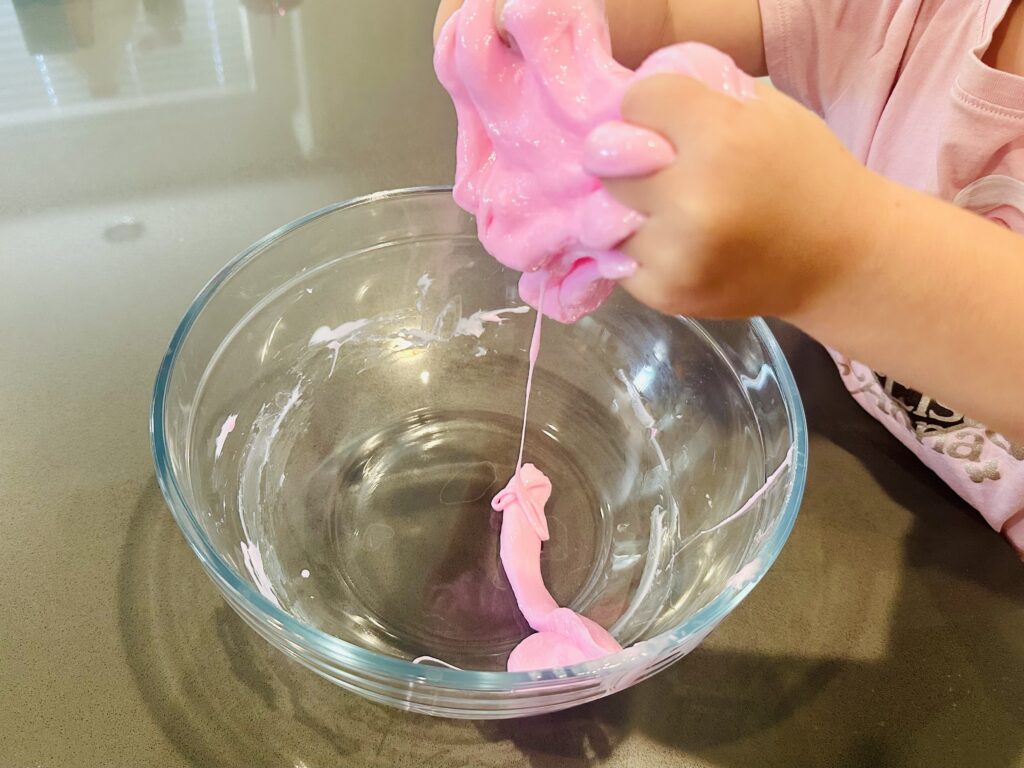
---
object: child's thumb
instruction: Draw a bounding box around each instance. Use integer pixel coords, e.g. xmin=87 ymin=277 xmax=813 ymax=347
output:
xmin=621 ymin=73 xmax=740 ymax=146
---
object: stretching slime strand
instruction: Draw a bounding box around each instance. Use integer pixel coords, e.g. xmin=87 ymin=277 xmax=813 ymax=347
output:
xmin=434 ymin=0 xmax=758 ymax=671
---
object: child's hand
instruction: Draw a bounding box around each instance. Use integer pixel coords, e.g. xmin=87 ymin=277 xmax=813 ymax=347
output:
xmin=592 ymin=73 xmax=1024 ymax=440
xmin=587 ymin=75 xmax=879 ymax=321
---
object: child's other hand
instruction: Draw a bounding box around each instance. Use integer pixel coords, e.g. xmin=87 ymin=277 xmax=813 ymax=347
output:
xmin=434 ymin=0 xmax=506 ymax=44
xmin=588 ymin=76 xmax=879 ymax=321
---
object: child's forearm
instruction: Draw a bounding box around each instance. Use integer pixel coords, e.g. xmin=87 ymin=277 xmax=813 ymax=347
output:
xmin=605 ymin=0 xmax=766 ymax=74
xmin=434 ymin=1 xmax=766 ymax=75
xmin=791 ymin=177 xmax=1024 ymax=440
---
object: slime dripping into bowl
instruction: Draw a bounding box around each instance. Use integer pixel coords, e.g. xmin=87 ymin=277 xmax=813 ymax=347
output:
xmin=152 ymin=188 xmax=806 ymax=718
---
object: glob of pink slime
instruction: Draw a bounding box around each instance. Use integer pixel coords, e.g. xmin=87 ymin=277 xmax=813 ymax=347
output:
xmin=434 ymin=0 xmax=756 ymax=323
xmin=492 ymin=285 xmax=622 ymax=671
xmin=492 ymin=464 xmax=622 ymax=670
xmin=434 ymin=0 xmax=758 ymax=671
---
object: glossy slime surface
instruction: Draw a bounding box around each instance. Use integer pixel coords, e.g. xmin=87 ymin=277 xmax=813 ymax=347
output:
xmin=492 ymin=464 xmax=622 ymax=670
xmin=434 ymin=0 xmax=757 ymax=323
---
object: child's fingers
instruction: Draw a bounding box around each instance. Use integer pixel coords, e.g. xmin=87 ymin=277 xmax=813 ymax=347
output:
xmin=617 ymin=215 xmax=677 ymax=272
xmin=621 ymin=74 xmax=741 ymax=147
xmin=619 ymin=263 xmax=678 ymax=315
xmin=600 ymin=173 xmax=669 ymax=217
xmin=617 ymin=216 xmax=702 ymax=312
xmin=593 ymin=75 xmax=741 ymax=212
xmin=582 ymin=120 xmax=676 ymax=179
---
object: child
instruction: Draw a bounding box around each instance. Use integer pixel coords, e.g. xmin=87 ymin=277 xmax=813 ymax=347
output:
xmin=435 ymin=0 xmax=1024 ymax=552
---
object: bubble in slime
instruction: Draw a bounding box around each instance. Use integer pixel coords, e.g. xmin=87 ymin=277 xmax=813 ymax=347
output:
xmin=433 ymin=0 xmax=757 ymax=671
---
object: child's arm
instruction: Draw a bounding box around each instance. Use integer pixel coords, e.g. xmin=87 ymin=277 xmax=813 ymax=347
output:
xmin=592 ymin=75 xmax=1024 ymax=441
xmin=434 ymin=0 xmax=767 ymax=75
xmin=799 ymin=180 xmax=1024 ymax=443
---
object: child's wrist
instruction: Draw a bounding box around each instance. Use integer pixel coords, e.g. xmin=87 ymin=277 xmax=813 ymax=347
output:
xmin=783 ymin=167 xmax=893 ymax=333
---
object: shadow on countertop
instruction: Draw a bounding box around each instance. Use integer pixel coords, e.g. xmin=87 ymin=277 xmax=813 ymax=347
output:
xmin=119 ymin=330 xmax=1024 ymax=768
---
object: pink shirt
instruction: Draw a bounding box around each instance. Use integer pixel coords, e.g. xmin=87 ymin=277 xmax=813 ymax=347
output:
xmin=760 ymin=0 xmax=1024 ymax=549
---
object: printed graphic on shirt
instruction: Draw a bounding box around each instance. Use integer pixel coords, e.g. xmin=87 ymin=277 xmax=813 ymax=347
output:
xmin=833 ymin=354 xmax=1024 ymax=487
xmin=875 ymin=375 xmax=965 ymax=436
xmin=848 ymin=175 xmax=1024 ymax=476
xmin=830 ymin=176 xmax=1024 ymax=490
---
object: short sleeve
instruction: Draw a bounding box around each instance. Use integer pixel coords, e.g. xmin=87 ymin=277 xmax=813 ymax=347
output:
xmin=757 ymin=0 xmax=913 ymax=117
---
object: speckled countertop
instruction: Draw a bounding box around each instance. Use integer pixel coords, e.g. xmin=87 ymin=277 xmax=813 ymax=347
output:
xmin=1 ymin=1 xmax=1022 ymax=766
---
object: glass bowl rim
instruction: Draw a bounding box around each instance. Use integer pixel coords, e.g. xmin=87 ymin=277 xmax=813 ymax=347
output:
xmin=150 ymin=185 xmax=808 ymax=690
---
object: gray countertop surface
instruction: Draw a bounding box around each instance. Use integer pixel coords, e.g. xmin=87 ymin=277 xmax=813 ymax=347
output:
xmin=1 ymin=1 xmax=1022 ymax=766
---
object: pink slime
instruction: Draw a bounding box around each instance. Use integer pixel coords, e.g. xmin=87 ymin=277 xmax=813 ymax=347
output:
xmin=493 ymin=464 xmax=623 ymax=671
xmin=434 ymin=0 xmax=757 ymax=323
xmin=494 ymin=281 xmax=622 ymax=671
xmin=435 ymin=0 xmax=759 ymax=671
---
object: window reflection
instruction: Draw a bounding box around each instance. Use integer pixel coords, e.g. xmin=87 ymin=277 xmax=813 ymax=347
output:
xmin=5 ymin=0 xmax=255 ymax=116
xmin=238 ymin=0 xmax=301 ymax=15
xmin=0 ymin=0 xmax=455 ymax=215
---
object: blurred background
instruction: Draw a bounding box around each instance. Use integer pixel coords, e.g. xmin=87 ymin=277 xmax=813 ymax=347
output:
xmin=0 ymin=0 xmax=454 ymax=216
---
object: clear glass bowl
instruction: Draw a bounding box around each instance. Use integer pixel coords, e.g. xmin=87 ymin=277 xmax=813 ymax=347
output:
xmin=152 ymin=187 xmax=807 ymax=719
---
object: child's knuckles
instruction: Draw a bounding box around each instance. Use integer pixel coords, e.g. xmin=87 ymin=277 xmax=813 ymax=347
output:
xmin=620 ymin=80 xmax=662 ymax=125
xmin=621 ymin=264 xmax=672 ymax=312
xmin=622 ymin=75 xmax=701 ymax=129
xmin=602 ymin=176 xmax=657 ymax=215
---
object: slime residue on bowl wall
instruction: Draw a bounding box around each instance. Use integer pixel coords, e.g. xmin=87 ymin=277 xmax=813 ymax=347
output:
xmin=227 ymin=0 xmax=789 ymax=675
